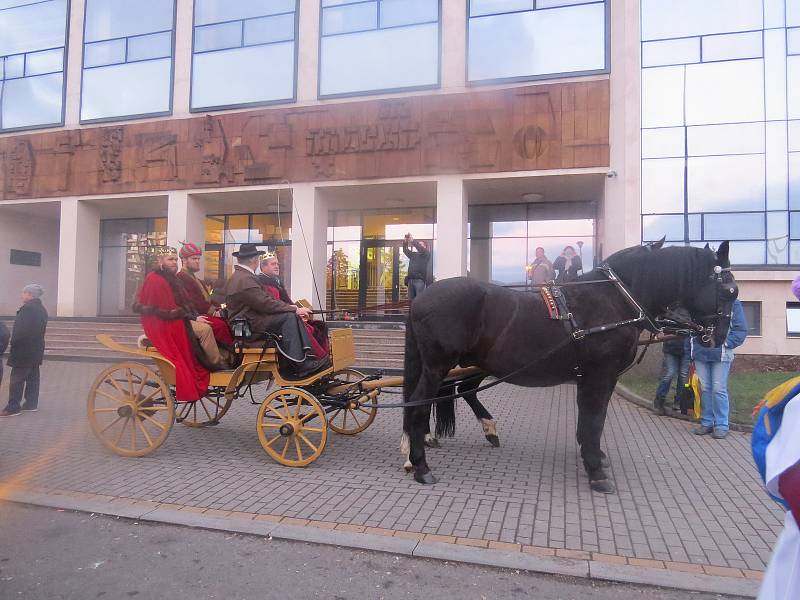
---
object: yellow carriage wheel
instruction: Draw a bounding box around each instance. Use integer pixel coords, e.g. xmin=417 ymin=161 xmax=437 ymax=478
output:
xmin=326 ymin=369 xmax=377 ymax=435
xmin=256 ymin=388 xmax=327 ymax=467
xmin=88 ymin=362 xmax=174 ymax=457
xmin=175 ymin=392 xmax=233 ymax=428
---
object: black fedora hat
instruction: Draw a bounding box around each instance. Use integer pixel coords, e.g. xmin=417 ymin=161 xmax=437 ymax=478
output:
xmin=232 ymin=243 xmax=265 ymax=259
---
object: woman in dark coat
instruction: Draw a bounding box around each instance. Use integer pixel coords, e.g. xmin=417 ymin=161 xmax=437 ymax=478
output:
xmin=552 ymin=245 xmax=582 ymax=282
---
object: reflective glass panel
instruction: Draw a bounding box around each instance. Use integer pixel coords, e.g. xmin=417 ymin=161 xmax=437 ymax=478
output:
xmin=641 ymin=66 xmax=684 ymax=128
xmin=194 ymin=0 xmax=295 ymax=25
xmin=537 ymin=0 xmax=599 ymax=7
xmin=789 ymin=28 xmax=800 ymax=55
xmin=702 ymin=31 xmax=762 ymax=62
xmin=642 ymin=38 xmax=699 ymax=67
xmin=790 ymin=121 xmax=800 ymax=153
xmin=244 ymin=13 xmax=295 ymax=45
xmin=641 ymin=127 xmax=684 ymax=158
xmin=491 ymin=238 xmax=528 ymax=285
xmin=195 ymin=22 xmax=242 ymax=52
xmin=790 ymin=153 xmax=800 ymax=209
xmin=2 ymin=54 xmax=24 ymax=79
xmin=84 ymin=0 xmax=174 ymax=42
xmin=127 ymin=32 xmax=172 ymax=61
xmin=641 ymin=158 xmax=684 ymax=214
xmin=527 ymin=219 xmax=593 ymax=237
xmin=469 ymin=0 xmax=532 ymax=17
xmin=205 ymin=216 xmax=224 ymax=244
xmin=468 ymin=2 xmax=605 ymax=82
xmin=24 ymin=47 xmax=63 ymax=75
xmin=322 ymin=2 xmax=377 ymax=35
xmin=791 ymin=212 xmax=800 ymax=238
xmin=641 ymin=0 xmax=762 ymax=41
xmin=84 ymin=39 xmax=126 ymax=67
xmin=81 ymin=59 xmax=172 ymax=121
xmin=726 ymin=241 xmax=766 ymax=264
xmin=642 ymin=214 xmax=685 ymax=241
xmin=687 ymin=155 xmax=765 ymax=212
xmin=225 ymin=215 xmax=249 ymax=244
xmin=687 ymin=122 xmax=765 ymax=156
xmin=320 ymin=23 xmax=438 ymax=96
xmin=789 ymin=57 xmax=800 ymax=119
xmin=704 ymin=213 xmax=765 ymax=240
xmin=251 ymin=214 xmax=292 ymax=242
xmin=381 ymin=0 xmax=438 ymax=27
xmin=192 ymin=42 xmax=294 ymax=108
xmin=787 ymin=304 xmax=800 ymax=335
xmin=1 ymin=72 xmax=63 ymax=129
xmin=0 ymin=0 xmax=67 ymax=56
xmin=685 ymin=60 xmax=764 ymax=126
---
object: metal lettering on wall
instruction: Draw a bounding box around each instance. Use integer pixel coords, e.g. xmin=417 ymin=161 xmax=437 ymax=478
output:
xmin=0 ymin=81 xmax=609 ymax=200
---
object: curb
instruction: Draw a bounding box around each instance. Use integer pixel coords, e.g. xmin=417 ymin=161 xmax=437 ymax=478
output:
xmin=2 ymin=488 xmax=761 ymax=598
xmin=615 ymin=384 xmax=754 ymax=433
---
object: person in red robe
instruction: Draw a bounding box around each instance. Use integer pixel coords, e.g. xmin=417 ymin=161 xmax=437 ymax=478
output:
xmin=133 ymin=247 xmax=210 ymax=402
xmin=176 ymin=241 xmax=233 ymax=348
xmin=258 ymin=254 xmax=329 ymax=360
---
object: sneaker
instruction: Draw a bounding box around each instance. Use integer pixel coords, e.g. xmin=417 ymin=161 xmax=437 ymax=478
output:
xmin=20 ymin=406 xmax=38 ymax=412
xmin=711 ymin=429 xmax=729 ymax=439
xmin=694 ymin=424 xmax=714 ymax=435
xmin=0 ymin=409 xmax=21 ymax=418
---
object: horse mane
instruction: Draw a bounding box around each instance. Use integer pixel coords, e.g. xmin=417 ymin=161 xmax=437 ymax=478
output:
xmin=600 ymin=244 xmax=717 ymax=314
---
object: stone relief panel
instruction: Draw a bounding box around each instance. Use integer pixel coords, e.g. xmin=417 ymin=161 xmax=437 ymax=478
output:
xmin=0 ymin=81 xmax=609 ymax=200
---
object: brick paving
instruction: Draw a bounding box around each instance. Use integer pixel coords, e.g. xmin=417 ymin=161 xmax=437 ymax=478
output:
xmin=0 ymin=361 xmax=784 ymax=571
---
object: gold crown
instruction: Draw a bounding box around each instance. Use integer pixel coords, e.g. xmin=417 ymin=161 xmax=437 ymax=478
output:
xmin=260 ymin=251 xmax=277 ymax=260
xmin=151 ymin=246 xmax=178 ymax=257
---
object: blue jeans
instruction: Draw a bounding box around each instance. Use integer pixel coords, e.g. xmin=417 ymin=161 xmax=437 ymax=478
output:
xmin=694 ymin=358 xmax=734 ymax=432
xmin=655 ymin=352 xmax=690 ymax=405
xmin=408 ymin=278 xmax=426 ymax=301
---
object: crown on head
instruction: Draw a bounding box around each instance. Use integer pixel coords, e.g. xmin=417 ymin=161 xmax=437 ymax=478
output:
xmin=151 ymin=246 xmax=178 ymax=257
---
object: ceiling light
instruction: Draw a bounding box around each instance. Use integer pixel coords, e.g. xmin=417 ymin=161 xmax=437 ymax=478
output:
xmin=522 ymin=192 xmax=544 ymax=202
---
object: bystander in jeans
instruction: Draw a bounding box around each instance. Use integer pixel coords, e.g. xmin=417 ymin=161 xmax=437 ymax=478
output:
xmin=0 ymin=284 xmax=48 ymax=417
xmin=0 ymin=320 xmax=9 ymax=387
xmin=654 ymin=333 xmax=690 ymax=416
xmin=691 ymin=299 xmax=747 ymax=439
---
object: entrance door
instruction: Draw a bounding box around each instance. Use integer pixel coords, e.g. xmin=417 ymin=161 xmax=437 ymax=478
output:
xmin=359 ymin=239 xmax=431 ymax=319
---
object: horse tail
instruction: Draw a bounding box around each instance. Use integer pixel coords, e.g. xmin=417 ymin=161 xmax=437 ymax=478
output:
xmin=433 ymin=395 xmax=456 ymax=438
xmin=402 ymin=317 xmax=422 ymax=434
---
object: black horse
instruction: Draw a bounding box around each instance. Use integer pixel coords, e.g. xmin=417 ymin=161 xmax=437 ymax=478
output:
xmin=401 ymin=241 xmax=738 ymax=493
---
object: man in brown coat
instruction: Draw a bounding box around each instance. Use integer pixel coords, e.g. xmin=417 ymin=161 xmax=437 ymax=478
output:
xmin=225 ymin=244 xmax=329 ymax=379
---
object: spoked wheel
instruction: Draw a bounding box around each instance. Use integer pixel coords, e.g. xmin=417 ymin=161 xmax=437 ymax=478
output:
xmin=88 ymin=362 xmax=174 ymax=457
xmin=325 ymin=369 xmax=377 ymax=435
xmin=256 ymin=388 xmax=327 ymax=467
xmin=175 ymin=390 xmax=233 ymax=428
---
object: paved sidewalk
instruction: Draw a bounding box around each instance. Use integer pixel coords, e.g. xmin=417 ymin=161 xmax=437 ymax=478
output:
xmin=0 ymin=361 xmax=782 ymax=578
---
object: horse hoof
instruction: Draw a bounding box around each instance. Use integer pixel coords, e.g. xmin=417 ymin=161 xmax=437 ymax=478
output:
xmin=485 ymin=434 xmax=500 ymax=448
xmin=425 ymin=438 xmax=441 ymax=449
xmin=415 ymin=471 xmax=438 ymax=485
xmin=590 ymin=479 xmax=616 ymax=494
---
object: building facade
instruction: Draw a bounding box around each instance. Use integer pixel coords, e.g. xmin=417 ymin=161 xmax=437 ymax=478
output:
xmin=0 ymin=0 xmax=796 ymax=355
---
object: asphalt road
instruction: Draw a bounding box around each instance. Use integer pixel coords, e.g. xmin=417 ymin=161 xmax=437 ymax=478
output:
xmin=0 ymin=503 xmax=746 ymax=600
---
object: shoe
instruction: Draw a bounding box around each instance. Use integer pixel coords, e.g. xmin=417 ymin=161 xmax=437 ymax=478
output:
xmin=293 ymin=356 xmax=332 ymax=380
xmin=0 ymin=409 xmax=21 ymax=418
xmin=694 ymin=425 xmax=714 ymax=435
xmin=20 ymin=406 xmax=38 ymax=412
xmin=711 ymin=429 xmax=729 ymax=439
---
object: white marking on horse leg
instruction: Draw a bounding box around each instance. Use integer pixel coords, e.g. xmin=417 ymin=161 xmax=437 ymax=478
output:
xmin=400 ymin=432 xmax=413 ymax=472
xmin=480 ymin=418 xmax=497 ymax=437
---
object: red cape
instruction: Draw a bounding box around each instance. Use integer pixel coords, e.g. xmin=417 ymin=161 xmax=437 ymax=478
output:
xmin=137 ymin=271 xmax=209 ymax=402
xmin=177 ymin=270 xmax=233 ymax=347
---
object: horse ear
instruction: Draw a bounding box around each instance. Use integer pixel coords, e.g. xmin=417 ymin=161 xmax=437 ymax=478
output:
xmin=703 ymin=243 xmax=710 ymax=250
xmin=716 ymin=241 xmax=731 ymax=267
xmin=653 ymin=236 xmax=665 ymax=250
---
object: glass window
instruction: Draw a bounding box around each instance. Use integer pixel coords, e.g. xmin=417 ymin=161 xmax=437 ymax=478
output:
xmin=641 ymin=66 xmax=685 ymax=128
xmin=685 ymin=60 xmax=764 ymax=126
xmin=641 ymin=127 xmax=684 ymax=159
xmin=641 ymin=0 xmax=762 ymax=41
xmin=641 ymin=158 xmax=685 ymax=214
xmin=81 ymin=0 xmax=175 ymax=121
xmin=788 ymin=303 xmax=800 ymax=336
xmin=704 ymin=213 xmax=765 ymax=240
xmin=469 ymin=0 xmax=532 ymax=17
xmin=0 ymin=0 xmax=68 ymax=131
xmin=205 ymin=216 xmax=224 ymax=244
xmin=789 ymin=28 xmax=800 ymax=55
xmin=319 ymin=0 xmax=439 ymax=96
xmin=642 ymin=38 xmax=699 ymax=68
xmin=643 ymin=214 xmax=686 ymax=241
xmin=467 ymin=2 xmax=606 ymax=83
xmin=687 ymin=122 xmax=765 ymax=157
xmin=741 ymin=301 xmax=761 ymax=336
xmin=320 ymin=23 xmax=438 ymax=96
xmin=191 ymin=1 xmax=297 ymax=110
xmin=702 ymin=31 xmax=762 ymax=62
xmin=687 ymin=155 xmax=765 ymax=212
xmin=225 ymin=215 xmax=250 ymax=244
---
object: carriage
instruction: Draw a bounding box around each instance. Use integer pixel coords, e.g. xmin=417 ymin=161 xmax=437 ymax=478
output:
xmin=87 ymin=328 xmax=388 ymax=466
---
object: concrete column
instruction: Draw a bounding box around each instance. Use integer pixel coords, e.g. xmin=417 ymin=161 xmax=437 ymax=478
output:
xmin=167 ymin=191 xmax=207 ymax=271
xmin=172 ymin=0 xmax=194 ymax=117
xmin=63 ymin=0 xmax=85 ymax=126
xmin=602 ymin=0 xmax=641 ymax=258
xmin=435 ymin=176 xmax=468 ymax=280
xmin=441 ymin=0 xmax=468 ymax=90
xmin=290 ymin=184 xmax=328 ymax=309
xmin=469 ymin=213 xmax=491 ymax=282
xmin=296 ymin=0 xmax=321 ymax=102
xmin=58 ymin=199 xmax=100 ymax=317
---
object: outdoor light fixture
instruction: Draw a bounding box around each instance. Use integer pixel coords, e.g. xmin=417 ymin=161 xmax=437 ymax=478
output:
xmin=521 ymin=192 xmax=544 ymax=202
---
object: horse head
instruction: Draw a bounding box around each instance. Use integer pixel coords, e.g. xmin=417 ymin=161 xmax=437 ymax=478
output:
xmin=604 ymin=241 xmax=738 ymax=348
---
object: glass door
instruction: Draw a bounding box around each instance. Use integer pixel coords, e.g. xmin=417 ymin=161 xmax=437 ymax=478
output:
xmin=360 ymin=242 xmax=400 ymax=318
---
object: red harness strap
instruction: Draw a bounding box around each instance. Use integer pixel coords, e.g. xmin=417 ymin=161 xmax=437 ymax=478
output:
xmin=540 ymin=287 xmax=561 ymax=320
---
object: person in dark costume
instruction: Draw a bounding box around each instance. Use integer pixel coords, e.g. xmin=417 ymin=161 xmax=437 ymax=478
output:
xmin=225 ymin=244 xmax=330 ymax=379
xmin=403 ymin=234 xmax=431 ymax=301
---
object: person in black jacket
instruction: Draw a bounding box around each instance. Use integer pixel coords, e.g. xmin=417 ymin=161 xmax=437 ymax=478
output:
xmin=403 ymin=234 xmax=431 ymax=302
xmin=1 ymin=284 xmax=48 ymax=417
xmin=0 ymin=320 xmax=9 ymax=388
